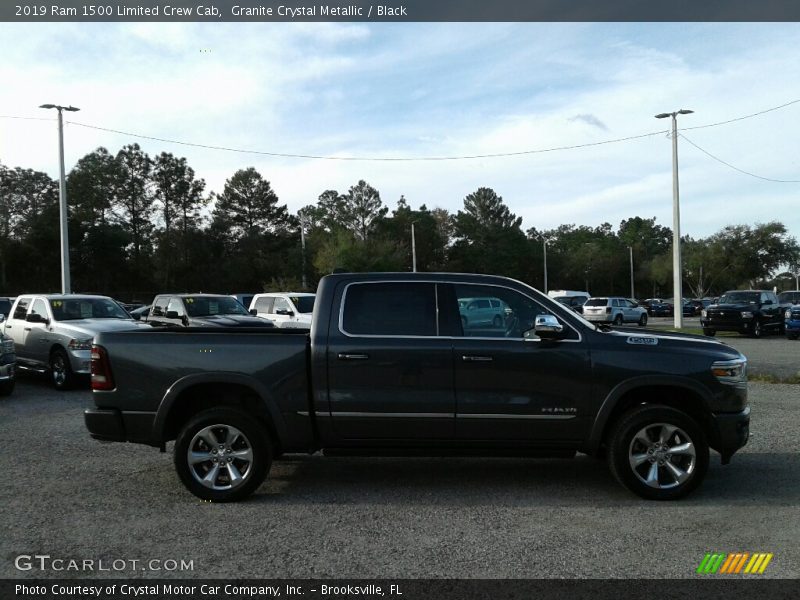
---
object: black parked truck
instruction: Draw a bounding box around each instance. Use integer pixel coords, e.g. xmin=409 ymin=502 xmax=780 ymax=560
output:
xmin=700 ymin=290 xmax=785 ymax=338
xmin=85 ymin=273 xmax=750 ymax=502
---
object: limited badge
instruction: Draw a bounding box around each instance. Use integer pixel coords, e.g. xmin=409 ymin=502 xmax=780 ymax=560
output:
xmin=626 ymin=336 xmax=658 ymax=345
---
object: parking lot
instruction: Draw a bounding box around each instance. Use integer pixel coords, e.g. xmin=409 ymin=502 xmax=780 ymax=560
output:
xmin=1 ymin=370 xmax=799 ymax=579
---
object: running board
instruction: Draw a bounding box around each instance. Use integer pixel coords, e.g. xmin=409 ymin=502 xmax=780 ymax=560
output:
xmin=323 ymin=448 xmax=576 ymax=458
xmin=16 ymin=364 xmax=47 ymax=374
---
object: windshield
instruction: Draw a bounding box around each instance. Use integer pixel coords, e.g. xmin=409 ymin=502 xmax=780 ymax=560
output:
xmin=292 ymin=296 xmax=315 ymax=313
xmin=718 ymin=292 xmax=759 ymax=305
xmin=184 ymin=296 xmax=249 ymax=317
xmin=50 ymin=298 xmax=130 ymax=321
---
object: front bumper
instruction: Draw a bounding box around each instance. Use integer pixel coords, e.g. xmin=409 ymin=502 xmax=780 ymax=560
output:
xmin=84 ymin=408 xmax=158 ymax=446
xmin=710 ymin=406 xmax=750 ymax=464
xmin=701 ymin=318 xmax=750 ymax=332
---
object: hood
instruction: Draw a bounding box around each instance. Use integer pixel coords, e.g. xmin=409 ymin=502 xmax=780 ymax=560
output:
xmin=188 ymin=315 xmax=274 ymax=327
xmin=708 ymin=303 xmax=758 ymax=312
xmin=603 ymin=326 xmax=743 ymax=360
xmin=54 ymin=318 xmax=152 ymax=338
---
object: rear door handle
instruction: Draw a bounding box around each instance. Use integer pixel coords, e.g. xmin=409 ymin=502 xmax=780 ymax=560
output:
xmin=462 ymin=355 xmax=493 ymax=362
xmin=338 ymin=353 xmax=370 ymax=361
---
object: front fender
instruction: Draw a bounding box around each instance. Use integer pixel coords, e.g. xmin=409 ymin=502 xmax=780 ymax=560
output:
xmin=585 ymin=375 xmax=714 ymax=454
xmin=151 ymin=372 xmax=289 ymax=444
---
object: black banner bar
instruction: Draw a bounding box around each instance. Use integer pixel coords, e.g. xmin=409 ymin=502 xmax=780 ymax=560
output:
xmin=3 ymin=579 xmax=800 ymax=600
xmin=5 ymin=0 xmax=800 ymax=23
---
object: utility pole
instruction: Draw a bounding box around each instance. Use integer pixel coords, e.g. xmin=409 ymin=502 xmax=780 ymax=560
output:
xmin=655 ymin=108 xmax=693 ymax=328
xmin=411 ymin=221 xmax=417 ymax=272
xmin=629 ymin=246 xmax=635 ymax=299
xmin=543 ymin=239 xmax=548 ymax=293
xmin=300 ymin=216 xmax=307 ymax=290
xmin=40 ymin=103 xmax=79 ymax=294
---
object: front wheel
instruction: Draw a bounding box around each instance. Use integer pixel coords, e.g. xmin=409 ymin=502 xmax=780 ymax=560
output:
xmin=50 ymin=348 xmax=76 ymax=390
xmin=638 ymin=314 xmax=648 ymax=327
xmin=0 ymin=378 xmax=14 ymax=396
xmin=174 ymin=407 xmax=272 ymax=502
xmin=750 ymin=320 xmax=763 ymax=338
xmin=703 ymin=328 xmax=716 ymax=337
xmin=607 ymin=405 xmax=709 ymax=500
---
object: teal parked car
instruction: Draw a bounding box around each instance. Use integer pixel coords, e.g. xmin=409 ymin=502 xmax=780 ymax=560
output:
xmin=459 ymin=297 xmax=509 ymax=329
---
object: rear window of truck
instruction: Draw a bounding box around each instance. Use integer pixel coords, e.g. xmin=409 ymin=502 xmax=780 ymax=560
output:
xmin=342 ymin=282 xmax=436 ymax=336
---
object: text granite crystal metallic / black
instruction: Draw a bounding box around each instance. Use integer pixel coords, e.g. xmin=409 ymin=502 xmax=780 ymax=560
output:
xmin=85 ymin=273 xmax=750 ymax=502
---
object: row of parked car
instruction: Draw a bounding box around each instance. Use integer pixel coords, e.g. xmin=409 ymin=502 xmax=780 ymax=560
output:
xmin=549 ymin=288 xmax=800 ymax=338
xmin=0 ymin=291 xmax=317 ymax=392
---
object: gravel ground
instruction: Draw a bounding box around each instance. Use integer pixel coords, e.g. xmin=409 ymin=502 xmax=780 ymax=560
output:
xmin=647 ymin=317 xmax=800 ymax=379
xmin=1 ymin=376 xmax=798 ymax=580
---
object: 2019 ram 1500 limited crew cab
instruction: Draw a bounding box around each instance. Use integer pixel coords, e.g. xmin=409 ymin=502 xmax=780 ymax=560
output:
xmin=85 ymin=273 xmax=750 ymax=502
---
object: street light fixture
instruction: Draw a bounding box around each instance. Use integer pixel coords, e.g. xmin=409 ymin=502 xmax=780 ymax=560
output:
xmin=40 ymin=103 xmax=80 ymax=294
xmin=655 ymin=108 xmax=693 ymax=328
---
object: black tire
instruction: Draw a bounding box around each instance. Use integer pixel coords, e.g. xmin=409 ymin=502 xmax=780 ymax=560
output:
xmin=607 ymin=405 xmax=709 ymax=501
xmin=492 ymin=315 xmax=502 ymax=327
xmin=638 ymin=314 xmax=648 ymax=327
xmin=0 ymin=378 xmax=14 ymax=396
xmin=750 ymin=320 xmax=763 ymax=338
xmin=174 ymin=407 xmax=272 ymax=502
xmin=788 ymin=333 xmax=799 ymax=341
xmin=613 ymin=314 xmax=623 ymax=326
xmin=703 ymin=328 xmax=716 ymax=337
xmin=50 ymin=348 xmax=76 ymax=391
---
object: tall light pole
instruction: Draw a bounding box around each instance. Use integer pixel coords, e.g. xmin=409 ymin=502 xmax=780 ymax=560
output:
xmin=299 ymin=215 xmax=308 ymax=290
xmin=655 ymin=109 xmax=693 ymax=328
xmin=543 ymin=238 xmax=548 ymax=293
xmin=40 ymin=103 xmax=79 ymax=294
xmin=628 ymin=245 xmax=635 ymax=300
xmin=411 ymin=221 xmax=417 ymax=272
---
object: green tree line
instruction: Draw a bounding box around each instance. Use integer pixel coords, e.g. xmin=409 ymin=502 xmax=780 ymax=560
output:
xmin=1 ymin=145 xmax=798 ymax=301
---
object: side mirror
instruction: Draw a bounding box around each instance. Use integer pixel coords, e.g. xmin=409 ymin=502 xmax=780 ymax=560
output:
xmin=26 ymin=313 xmax=45 ymax=323
xmin=249 ymin=309 xmax=257 ymax=316
xmin=165 ymin=310 xmax=179 ymax=319
xmin=533 ymin=314 xmax=564 ymax=339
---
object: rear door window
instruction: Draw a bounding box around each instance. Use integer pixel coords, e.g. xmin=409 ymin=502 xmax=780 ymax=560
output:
xmin=254 ymin=297 xmax=275 ymax=313
xmin=12 ymin=298 xmax=30 ymax=320
xmin=342 ymin=282 xmax=436 ymax=336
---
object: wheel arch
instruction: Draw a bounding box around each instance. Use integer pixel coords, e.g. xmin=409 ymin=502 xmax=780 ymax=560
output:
xmin=584 ymin=376 xmax=715 ymax=455
xmin=152 ymin=373 xmax=288 ymax=454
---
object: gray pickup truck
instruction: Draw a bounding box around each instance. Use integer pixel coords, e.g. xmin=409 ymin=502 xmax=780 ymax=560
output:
xmin=85 ymin=273 xmax=750 ymax=502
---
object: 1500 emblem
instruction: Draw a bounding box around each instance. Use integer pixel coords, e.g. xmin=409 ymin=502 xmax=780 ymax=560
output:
xmin=626 ymin=336 xmax=658 ymax=345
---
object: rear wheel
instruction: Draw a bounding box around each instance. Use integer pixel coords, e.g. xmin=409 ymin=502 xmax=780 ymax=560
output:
xmin=613 ymin=314 xmax=623 ymax=326
xmin=638 ymin=314 xmax=648 ymax=327
xmin=703 ymin=328 xmax=716 ymax=337
xmin=607 ymin=405 xmax=709 ymax=500
xmin=174 ymin=407 xmax=271 ymax=502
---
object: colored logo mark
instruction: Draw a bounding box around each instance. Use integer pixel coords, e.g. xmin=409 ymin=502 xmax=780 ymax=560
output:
xmin=697 ymin=552 xmax=773 ymax=574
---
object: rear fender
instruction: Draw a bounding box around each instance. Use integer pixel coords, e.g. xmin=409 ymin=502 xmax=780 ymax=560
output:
xmin=152 ymin=372 xmax=288 ymax=443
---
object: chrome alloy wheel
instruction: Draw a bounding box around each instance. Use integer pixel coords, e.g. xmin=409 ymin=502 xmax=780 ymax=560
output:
xmin=628 ymin=422 xmax=696 ymax=489
xmin=51 ymin=354 xmax=67 ymax=387
xmin=187 ymin=424 xmax=254 ymax=491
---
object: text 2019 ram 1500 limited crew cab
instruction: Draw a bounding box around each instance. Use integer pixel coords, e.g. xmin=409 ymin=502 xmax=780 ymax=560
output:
xmin=85 ymin=273 xmax=750 ymax=502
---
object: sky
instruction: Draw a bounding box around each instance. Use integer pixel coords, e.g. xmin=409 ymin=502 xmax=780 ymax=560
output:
xmin=1 ymin=22 xmax=800 ymax=241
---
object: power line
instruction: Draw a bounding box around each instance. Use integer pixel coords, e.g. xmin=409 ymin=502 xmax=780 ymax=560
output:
xmin=64 ymin=120 xmax=668 ymax=161
xmin=680 ymin=133 xmax=800 ymax=183
xmin=1 ymin=96 xmax=799 ymax=161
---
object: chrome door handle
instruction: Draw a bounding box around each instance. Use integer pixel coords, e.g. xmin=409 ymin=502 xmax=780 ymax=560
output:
xmin=462 ymin=355 xmax=493 ymax=362
xmin=338 ymin=353 xmax=370 ymax=361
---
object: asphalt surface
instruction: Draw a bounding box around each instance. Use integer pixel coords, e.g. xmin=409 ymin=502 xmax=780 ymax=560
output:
xmin=1 ymin=376 xmax=799 ymax=580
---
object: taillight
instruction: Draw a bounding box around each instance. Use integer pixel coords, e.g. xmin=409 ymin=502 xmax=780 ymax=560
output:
xmin=91 ymin=344 xmax=115 ymax=391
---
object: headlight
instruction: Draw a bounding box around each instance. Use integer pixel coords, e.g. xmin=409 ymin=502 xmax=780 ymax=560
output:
xmin=711 ymin=358 xmax=747 ymax=386
xmin=701 ymin=309 xmax=707 ymax=318
xmin=786 ymin=309 xmax=793 ymax=319
xmin=741 ymin=311 xmax=753 ymax=319
xmin=67 ymin=338 xmax=92 ymax=350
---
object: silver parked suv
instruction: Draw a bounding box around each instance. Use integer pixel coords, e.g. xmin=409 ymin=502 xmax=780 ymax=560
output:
xmin=5 ymin=295 xmax=151 ymax=389
xmin=582 ymin=297 xmax=648 ymax=326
